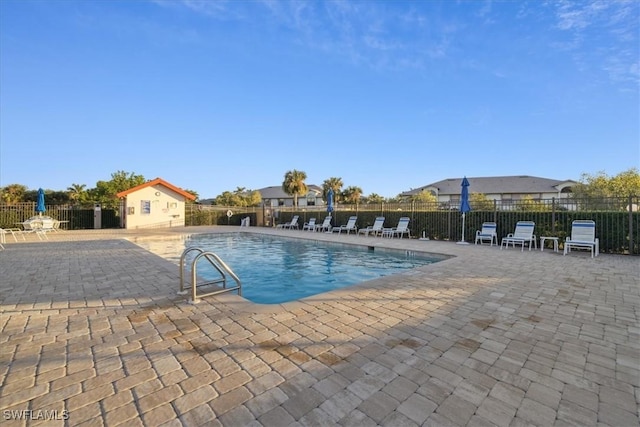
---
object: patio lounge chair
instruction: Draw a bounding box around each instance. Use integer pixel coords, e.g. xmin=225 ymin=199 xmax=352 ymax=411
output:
xmin=316 ymin=216 xmax=332 ymax=232
xmin=302 ymin=218 xmax=316 ymax=231
xmin=564 ymin=220 xmax=599 ymax=258
xmin=1 ymin=227 xmax=23 ymax=242
xmin=475 ymin=222 xmax=498 ymax=246
xmin=500 ymin=221 xmax=536 ymax=251
xmin=358 ymin=216 xmax=385 ymax=237
xmin=277 ymin=215 xmax=299 ymax=230
xmin=382 ymin=217 xmax=411 ymax=239
xmin=332 ymin=216 xmax=358 ymax=234
xmin=20 ymin=220 xmax=48 ymax=240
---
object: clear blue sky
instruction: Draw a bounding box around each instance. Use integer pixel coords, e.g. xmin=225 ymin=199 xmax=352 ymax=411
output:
xmin=1 ymin=0 xmax=638 ymax=199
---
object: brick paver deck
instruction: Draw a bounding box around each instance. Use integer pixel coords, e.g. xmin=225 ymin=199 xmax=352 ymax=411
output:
xmin=1 ymin=226 xmax=638 ymax=426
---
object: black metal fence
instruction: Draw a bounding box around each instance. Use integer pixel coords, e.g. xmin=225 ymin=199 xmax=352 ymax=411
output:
xmin=218 ymin=196 xmax=639 ymax=255
xmin=0 ymin=203 xmax=121 ymax=230
xmin=2 ymin=196 xmax=638 ymax=254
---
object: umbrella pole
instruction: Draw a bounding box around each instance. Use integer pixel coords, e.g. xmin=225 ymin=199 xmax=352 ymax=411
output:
xmin=457 ymin=213 xmax=470 ymax=245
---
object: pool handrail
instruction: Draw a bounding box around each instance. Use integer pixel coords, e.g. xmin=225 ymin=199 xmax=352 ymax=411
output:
xmin=178 ymin=247 xmax=242 ymax=304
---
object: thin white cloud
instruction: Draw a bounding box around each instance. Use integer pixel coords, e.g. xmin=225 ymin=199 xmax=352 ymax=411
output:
xmin=157 ymin=0 xmax=638 ymax=88
xmin=550 ymin=0 xmax=639 ymax=88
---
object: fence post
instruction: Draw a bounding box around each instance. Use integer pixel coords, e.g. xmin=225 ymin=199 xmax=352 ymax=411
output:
xmin=629 ymin=195 xmax=635 ymax=255
xmin=552 ymin=197 xmax=556 ymax=234
xmin=492 ymin=199 xmax=497 ymax=223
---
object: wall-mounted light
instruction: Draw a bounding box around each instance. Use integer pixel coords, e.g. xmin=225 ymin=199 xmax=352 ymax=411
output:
xmin=155 ymin=191 xmax=161 ymax=196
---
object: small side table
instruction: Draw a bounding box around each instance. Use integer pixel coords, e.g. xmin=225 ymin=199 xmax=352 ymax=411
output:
xmin=381 ymin=228 xmax=394 ymax=238
xmin=540 ymin=236 xmax=559 ymax=252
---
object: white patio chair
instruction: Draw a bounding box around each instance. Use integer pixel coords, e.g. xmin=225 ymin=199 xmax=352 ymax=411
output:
xmin=316 ymin=216 xmax=332 ymax=232
xmin=564 ymin=220 xmax=599 ymax=258
xmin=332 ymin=216 xmax=358 ymax=234
xmin=475 ymin=222 xmax=498 ymax=246
xmin=500 ymin=221 xmax=536 ymax=251
xmin=276 ymin=215 xmax=299 ymax=230
xmin=20 ymin=221 xmax=48 ymax=240
xmin=358 ymin=217 xmax=385 ymax=237
xmin=302 ymin=218 xmax=317 ymax=231
xmin=382 ymin=217 xmax=411 ymax=239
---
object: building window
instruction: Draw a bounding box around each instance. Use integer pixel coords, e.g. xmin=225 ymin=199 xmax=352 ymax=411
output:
xmin=141 ymin=200 xmax=151 ymax=214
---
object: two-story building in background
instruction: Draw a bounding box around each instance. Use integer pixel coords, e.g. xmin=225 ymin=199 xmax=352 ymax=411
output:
xmin=400 ymin=175 xmax=578 ymax=206
xmin=257 ymin=185 xmax=326 ymax=208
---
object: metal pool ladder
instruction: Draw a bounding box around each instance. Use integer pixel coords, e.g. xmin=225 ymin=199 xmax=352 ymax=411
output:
xmin=178 ymin=247 xmax=242 ymax=304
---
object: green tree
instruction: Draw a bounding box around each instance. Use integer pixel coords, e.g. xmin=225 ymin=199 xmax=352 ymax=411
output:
xmin=214 ymin=187 xmax=262 ymax=207
xmin=363 ymin=193 xmax=384 ymax=204
xmin=92 ymin=170 xmax=146 ymax=208
xmin=412 ymin=190 xmax=437 ymax=204
xmin=470 ymin=193 xmax=494 ymax=210
xmin=571 ymin=168 xmax=640 ymax=210
xmin=21 ymin=189 xmax=68 ymax=204
xmin=572 ymin=168 xmax=640 ymax=198
xmin=385 ymin=195 xmax=402 ymax=203
xmin=67 ymin=183 xmax=87 ymax=204
xmin=0 ymin=184 xmax=27 ymax=204
xmin=518 ymin=195 xmax=550 ymax=212
xmin=183 ymin=189 xmax=199 ymax=203
xmin=282 ymin=170 xmax=308 ymax=207
xmin=245 ymin=190 xmax=262 ymax=207
xmin=322 ymin=177 xmax=343 ymax=202
xmin=342 ymin=186 xmax=363 ymax=205
xmin=215 ymin=191 xmax=241 ymax=206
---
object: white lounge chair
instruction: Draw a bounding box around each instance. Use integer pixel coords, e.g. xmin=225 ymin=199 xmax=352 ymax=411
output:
xmin=564 ymin=220 xmax=599 ymax=258
xmin=20 ymin=220 xmax=48 ymax=240
xmin=382 ymin=217 xmax=411 ymax=239
xmin=277 ymin=215 xmax=299 ymax=230
xmin=1 ymin=227 xmax=23 ymax=242
xmin=500 ymin=221 xmax=536 ymax=251
xmin=475 ymin=222 xmax=498 ymax=246
xmin=316 ymin=216 xmax=332 ymax=232
xmin=358 ymin=217 xmax=385 ymax=237
xmin=39 ymin=218 xmax=56 ymax=235
xmin=302 ymin=218 xmax=316 ymax=231
xmin=332 ymin=216 xmax=358 ymax=234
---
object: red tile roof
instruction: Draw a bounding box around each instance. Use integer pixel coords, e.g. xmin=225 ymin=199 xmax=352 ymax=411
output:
xmin=116 ymin=178 xmax=196 ymax=200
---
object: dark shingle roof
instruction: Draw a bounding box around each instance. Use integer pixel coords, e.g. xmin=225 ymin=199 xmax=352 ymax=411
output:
xmin=401 ymin=176 xmax=577 ymax=196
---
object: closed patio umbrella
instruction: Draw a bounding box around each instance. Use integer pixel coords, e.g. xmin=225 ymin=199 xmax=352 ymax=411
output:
xmin=327 ymin=188 xmax=334 ymax=228
xmin=457 ymin=177 xmax=471 ymax=245
xmin=36 ymin=188 xmax=46 ymax=217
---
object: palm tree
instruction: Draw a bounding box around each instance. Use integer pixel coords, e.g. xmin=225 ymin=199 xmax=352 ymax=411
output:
xmin=322 ymin=177 xmax=343 ymax=203
xmin=282 ymin=170 xmax=308 ymax=207
xmin=67 ymin=183 xmax=87 ymax=204
xmin=342 ymin=186 xmax=363 ymax=205
xmin=0 ymin=184 xmax=27 ymax=204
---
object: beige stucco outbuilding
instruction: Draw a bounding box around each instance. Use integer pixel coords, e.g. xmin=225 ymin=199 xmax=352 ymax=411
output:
xmin=116 ymin=178 xmax=196 ymax=229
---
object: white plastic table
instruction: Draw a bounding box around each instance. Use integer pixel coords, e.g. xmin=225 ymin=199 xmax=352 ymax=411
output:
xmin=540 ymin=236 xmax=559 ymax=252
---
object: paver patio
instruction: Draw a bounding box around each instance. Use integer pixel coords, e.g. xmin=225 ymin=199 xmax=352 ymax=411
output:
xmin=0 ymin=226 xmax=638 ymax=426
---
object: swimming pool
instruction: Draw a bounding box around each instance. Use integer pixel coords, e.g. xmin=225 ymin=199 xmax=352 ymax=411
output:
xmin=137 ymin=233 xmax=442 ymax=304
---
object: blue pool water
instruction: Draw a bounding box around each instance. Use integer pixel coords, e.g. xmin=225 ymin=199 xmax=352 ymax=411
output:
xmin=140 ymin=233 xmax=441 ymax=304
